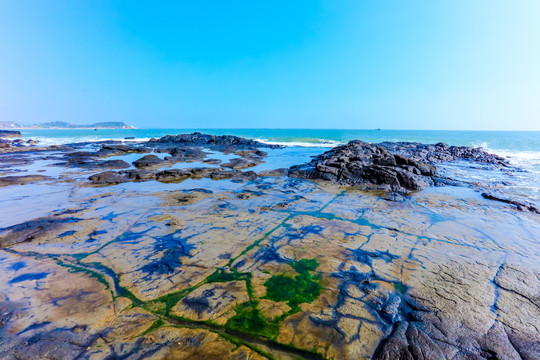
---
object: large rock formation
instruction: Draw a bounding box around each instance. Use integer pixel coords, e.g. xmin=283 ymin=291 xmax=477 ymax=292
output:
xmin=149 ymin=132 xmax=282 ymax=149
xmin=289 ymin=140 xmax=436 ymax=191
xmin=378 ymin=141 xmax=509 ymax=166
xmin=0 ymin=130 xmax=21 ymax=138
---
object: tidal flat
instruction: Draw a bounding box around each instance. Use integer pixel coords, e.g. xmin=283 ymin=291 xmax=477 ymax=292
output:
xmin=0 ymin=134 xmax=539 ymax=359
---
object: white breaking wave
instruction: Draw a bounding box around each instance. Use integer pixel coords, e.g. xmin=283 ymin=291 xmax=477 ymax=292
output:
xmin=490 ymin=149 xmax=540 ymax=173
xmin=255 ymin=138 xmax=342 ymax=148
xmin=25 ymin=136 xmax=151 ymax=146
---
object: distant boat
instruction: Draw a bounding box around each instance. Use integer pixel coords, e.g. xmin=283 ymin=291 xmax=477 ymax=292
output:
xmin=376 ymin=128 xmax=381 ymax=131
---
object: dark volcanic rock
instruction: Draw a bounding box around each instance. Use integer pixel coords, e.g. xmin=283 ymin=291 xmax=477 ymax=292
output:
xmin=378 ymin=141 xmax=509 ymax=166
xmin=167 ymin=147 xmax=207 ymax=162
xmin=221 ymin=157 xmax=262 ymax=170
xmin=208 ymin=169 xmax=240 ymax=180
xmin=97 ymin=159 xmax=131 ymax=169
xmin=0 ymin=130 xmax=22 ymax=138
xmin=150 ymin=132 xmax=282 ymax=149
xmin=88 ymin=171 xmax=128 ymax=185
xmin=121 ymin=169 xmax=156 ymax=181
xmin=155 ymin=169 xmax=191 ymax=183
xmin=133 ymin=154 xmax=165 ymax=169
xmin=482 ymin=192 xmax=540 ymax=214
xmin=258 ymin=168 xmax=289 ymax=177
xmin=0 ymin=217 xmax=75 ymax=247
xmin=289 ymin=140 xmax=436 ymax=191
xmin=203 ymin=158 xmax=222 ymax=165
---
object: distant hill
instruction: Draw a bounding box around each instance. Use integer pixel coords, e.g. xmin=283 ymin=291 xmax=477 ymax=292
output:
xmin=0 ymin=121 xmax=135 ymax=129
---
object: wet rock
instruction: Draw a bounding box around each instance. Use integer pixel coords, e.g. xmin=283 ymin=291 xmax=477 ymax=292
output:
xmin=88 ymin=171 xmax=128 ymax=185
xmin=133 ymin=154 xmax=165 ymax=169
xmin=0 ymin=175 xmax=50 ymax=187
xmin=0 ymin=130 xmax=21 ymax=138
xmin=258 ymin=168 xmax=289 ymax=177
xmin=0 ymin=216 xmax=76 ymax=247
xmin=173 ymin=281 xmax=249 ymax=325
xmin=155 ymin=169 xmax=191 ymax=183
xmin=167 ymin=147 xmax=207 ymax=162
xmin=96 ymin=144 xmax=151 ymax=157
xmin=97 ymin=159 xmax=131 ymax=169
xmin=289 ymin=140 xmax=435 ymax=191
xmin=234 ymin=149 xmax=268 ymax=158
xmin=207 ymin=169 xmax=240 ymax=180
xmin=379 ymin=141 xmax=509 ymax=166
xmin=482 ymin=192 xmax=540 ymax=214
xmin=231 ymin=170 xmax=258 ymax=182
xmin=222 ymin=157 xmax=262 ymax=170
xmin=149 ymin=132 xmax=282 ymax=149
xmin=121 ymin=169 xmax=156 ymax=181
xmin=65 ymin=151 xmax=97 ymax=165
xmin=203 ymin=158 xmax=222 ymax=165
xmin=188 ymin=167 xmax=213 ymax=179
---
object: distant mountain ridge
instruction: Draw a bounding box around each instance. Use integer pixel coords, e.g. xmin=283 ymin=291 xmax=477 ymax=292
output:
xmin=0 ymin=121 xmax=135 ymax=129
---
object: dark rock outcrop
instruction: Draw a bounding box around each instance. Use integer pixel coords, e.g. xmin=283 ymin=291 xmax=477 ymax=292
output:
xmin=0 ymin=175 xmax=50 ymax=187
xmin=149 ymin=132 xmax=282 ymax=149
xmin=289 ymin=140 xmax=436 ymax=191
xmin=88 ymin=171 xmax=128 ymax=185
xmin=155 ymin=169 xmax=191 ymax=183
xmin=378 ymin=141 xmax=509 ymax=166
xmin=133 ymin=154 xmax=165 ymax=169
xmin=221 ymin=157 xmax=262 ymax=170
xmin=97 ymin=159 xmax=131 ymax=169
xmin=121 ymin=169 xmax=156 ymax=181
xmin=0 ymin=130 xmax=22 ymax=138
xmin=481 ymin=192 xmax=540 ymax=214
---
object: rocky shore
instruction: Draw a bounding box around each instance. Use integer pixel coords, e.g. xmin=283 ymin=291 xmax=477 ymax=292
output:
xmin=0 ymin=133 xmax=539 ymax=359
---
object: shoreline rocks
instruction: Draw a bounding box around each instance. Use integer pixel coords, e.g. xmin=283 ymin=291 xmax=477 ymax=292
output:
xmin=378 ymin=141 xmax=509 ymax=166
xmin=149 ymin=132 xmax=282 ymax=149
xmin=0 ymin=130 xmax=22 ymax=138
xmin=289 ymin=140 xmax=437 ymax=192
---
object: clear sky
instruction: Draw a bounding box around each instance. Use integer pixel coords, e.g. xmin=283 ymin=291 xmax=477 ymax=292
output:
xmin=1 ymin=1 xmax=539 ymax=130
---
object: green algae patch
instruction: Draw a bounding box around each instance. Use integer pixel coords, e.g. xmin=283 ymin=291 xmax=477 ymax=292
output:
xmin=206 ymin=268 xmax=254 ymax=298
xmin=142 ymin=317 xmax=165 ymax=335
xmin=55 ymin=260 xmax=110 ymax=290
xmin=264 ymin=258 xmax=322 ymax=313
xmin=144 ymin=288 xmax=194 ymax=316
xmin=206 ymin=268 xmax=251 ymax=283
xmin=226 ymin=302 xmax=280 ymax=339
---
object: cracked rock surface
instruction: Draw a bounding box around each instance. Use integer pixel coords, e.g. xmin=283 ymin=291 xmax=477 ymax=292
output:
xmin=0 ymin=136 xmax=538 ymax=360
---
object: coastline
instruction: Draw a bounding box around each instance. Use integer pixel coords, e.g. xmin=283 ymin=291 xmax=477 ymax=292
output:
xmin=0 ymin=132 xmax=539 ymax=359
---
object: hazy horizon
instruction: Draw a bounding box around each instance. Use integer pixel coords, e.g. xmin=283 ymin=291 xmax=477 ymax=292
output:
xmin=1 ymin=1 xmax=539 ymax=131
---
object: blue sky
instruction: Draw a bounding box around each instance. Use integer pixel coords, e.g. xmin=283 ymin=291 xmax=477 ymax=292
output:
xmin=1 ymin=1 xmax=539 ymax=130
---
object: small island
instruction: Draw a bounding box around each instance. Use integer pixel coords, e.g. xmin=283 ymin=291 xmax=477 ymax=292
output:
xmin=0 ymin=121 xmax=135 ymax=129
